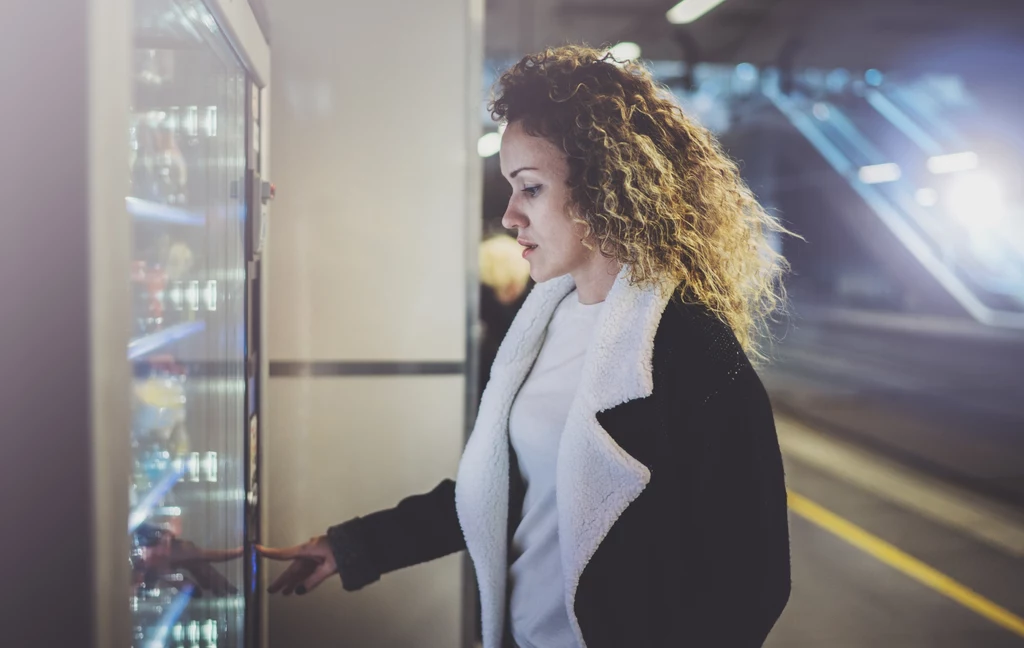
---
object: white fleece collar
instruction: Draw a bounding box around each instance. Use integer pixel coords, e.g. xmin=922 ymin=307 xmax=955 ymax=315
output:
xmin=455 ymin=268 xmax=675 ymax=648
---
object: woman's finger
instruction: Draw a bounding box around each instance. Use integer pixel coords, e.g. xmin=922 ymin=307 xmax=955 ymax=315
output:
xmin=176 ymin=545 xmax=244 ymax=564
xmin=268 ymin=559 xmax=312 ymax=594
xmin=281 ymin=562 xmax=318 ymax=596
xmin=268 ymin=559 xmax=314 ymax=594
xmin=298 ymin=562 xmax=336 ymax=595
xmin=255 ymin=544 xmax=308 ymax=561
xmin=195 ymin=546 xmax=245 ymax=562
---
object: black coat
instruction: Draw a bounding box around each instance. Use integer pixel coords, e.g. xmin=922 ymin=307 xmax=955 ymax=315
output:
xmin=327 ymin=273 xmax=791 ymax=647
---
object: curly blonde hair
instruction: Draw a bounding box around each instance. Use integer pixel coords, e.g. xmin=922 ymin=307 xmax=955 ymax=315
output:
xmin=489 ymin=44 xmax=792 ymax=362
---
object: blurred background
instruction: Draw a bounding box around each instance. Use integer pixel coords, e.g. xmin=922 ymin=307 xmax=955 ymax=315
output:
xmin=3 ymin=0 xmax=1024 ymax=646
xmin=478 ymin=5 xmax=1024 ymax=645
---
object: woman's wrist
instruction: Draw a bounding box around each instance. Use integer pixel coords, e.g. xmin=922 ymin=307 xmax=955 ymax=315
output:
xmin=326 ymin=518 xmax=381 ymax=591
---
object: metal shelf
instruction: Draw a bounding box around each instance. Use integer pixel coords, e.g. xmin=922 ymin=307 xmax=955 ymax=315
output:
xmin=127 ymin=197 xmax=205 ymax=226
xmin=129 ymin=321 xmax=205 ymax=361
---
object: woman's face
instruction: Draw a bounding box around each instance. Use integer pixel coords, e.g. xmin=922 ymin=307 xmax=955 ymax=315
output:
xmin=499 ymin=121 xmax=591 ymax=283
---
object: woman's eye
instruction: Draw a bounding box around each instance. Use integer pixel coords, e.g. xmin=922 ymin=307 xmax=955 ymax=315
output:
xmin=522 ymin=185 xmax=541 ymax=197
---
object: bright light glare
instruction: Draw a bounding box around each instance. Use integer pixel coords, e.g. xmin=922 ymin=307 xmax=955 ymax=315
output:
xmin=607 ymin=42 xmax=642 ymax=63
xmin=735 ymin=62 xmax=757 ymax=83
xmin=478 ymin=132 xmax=502 ymax=158
xmin=928 ymin=151 xmax=979 ymax=175
xmin=858 ymin=163 xmax=901 ymax=184
xmin=946 ymin=172 xmax=1005 ymax=227
xmin=915 ymin=188 xmax=938 ymax=207
xmin=666 ymin=0 xmax=729 ymax=24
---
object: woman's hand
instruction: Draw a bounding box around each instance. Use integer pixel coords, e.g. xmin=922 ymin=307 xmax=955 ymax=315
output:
xmin=131 ymin=529 xmax=242 ymax=597
xmin=168 ymin=538 xmax=242 ymax=596
xmin=256 ymin=536 xmax=338 ymax=595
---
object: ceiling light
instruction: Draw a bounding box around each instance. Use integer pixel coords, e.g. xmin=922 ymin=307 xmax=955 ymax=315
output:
xmin=607 ymin=42 xmax=642 ymax=63
xmin=666 ymin=0 xmax=729 ymax=25
xmin=928 ymin=151 xmax=979 ymax=175
xmin=477 ymin=132 xmax=502 ymax=158
xmin=858 ymin=163 xmax=901 ymax=184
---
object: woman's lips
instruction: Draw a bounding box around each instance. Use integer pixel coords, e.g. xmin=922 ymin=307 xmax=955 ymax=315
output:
xmin=520 ymin=243 xmax=538 ymax=259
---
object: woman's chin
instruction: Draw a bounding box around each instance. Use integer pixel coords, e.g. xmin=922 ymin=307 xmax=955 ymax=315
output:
xmin=529 ymin=266 xmax=551 ymax=283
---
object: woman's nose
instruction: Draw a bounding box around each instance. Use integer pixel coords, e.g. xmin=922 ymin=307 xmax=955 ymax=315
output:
xmin=501 ymin=202 xmax=527 ymax=231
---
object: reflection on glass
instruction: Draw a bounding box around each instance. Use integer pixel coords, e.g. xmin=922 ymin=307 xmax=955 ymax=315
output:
xmin=129 ymin=0 xmax=249 ymax=645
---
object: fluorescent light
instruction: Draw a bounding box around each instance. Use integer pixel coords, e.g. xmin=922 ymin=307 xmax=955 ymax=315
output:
xmin=928 ymin=151 xmax=978 ymax=175
xmin=858 ymin=163 xmax=901 ymax=184
xmin=477 ymin=132 xmax=502 ymax=158
xmin=607 ymin=42 xmax=642 ymax=63
xmin=666 ymin=0 xmax=728 ymax=24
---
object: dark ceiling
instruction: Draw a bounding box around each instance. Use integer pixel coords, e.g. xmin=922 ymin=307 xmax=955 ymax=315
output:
xmin=485 ymin=0 xmax=1024 ymax=73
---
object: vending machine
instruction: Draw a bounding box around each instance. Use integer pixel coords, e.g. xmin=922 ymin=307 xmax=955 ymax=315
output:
xmin=126 ymin=0 xmax=269 ymax=645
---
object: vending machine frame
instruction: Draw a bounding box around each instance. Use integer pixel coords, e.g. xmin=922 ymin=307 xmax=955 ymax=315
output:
xmin=123 ymin=1 xmax=271 ymax=646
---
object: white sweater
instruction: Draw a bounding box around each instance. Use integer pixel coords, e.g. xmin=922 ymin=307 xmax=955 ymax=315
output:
xmin=507 ymin=290 xmax=604 ymax=648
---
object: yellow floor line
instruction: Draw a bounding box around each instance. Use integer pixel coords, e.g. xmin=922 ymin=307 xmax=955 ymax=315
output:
xmin=788 ymin=489 xmax=1024 ymax=639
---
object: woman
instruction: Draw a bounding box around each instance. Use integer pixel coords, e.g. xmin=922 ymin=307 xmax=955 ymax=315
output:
xmin=258 ymin=45 xmax=792 ymax=648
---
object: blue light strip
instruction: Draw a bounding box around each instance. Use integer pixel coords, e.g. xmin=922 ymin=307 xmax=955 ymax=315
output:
xmin=883 ymin=85 xmax=965 ymax=150
xmin=144 ymin=584 xmax=195 ymax=648
xmin=864 ymin=89 xmax=944 ymax=156
xmin=819 ymin=102 xmax=889 ymax=166
xmin=128 ymin=321 xmax=206 ymax=361
xmin=127 ymin=197 xmax=206 ymax=226
xmin=128 ymin=461 xmax=186 ymax=534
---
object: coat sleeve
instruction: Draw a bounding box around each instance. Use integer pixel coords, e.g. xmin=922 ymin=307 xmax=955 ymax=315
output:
xmin=325 ymin=478 xmax=466 ymax=591
xmin=684 ymin=369 xmax=792 ymax=646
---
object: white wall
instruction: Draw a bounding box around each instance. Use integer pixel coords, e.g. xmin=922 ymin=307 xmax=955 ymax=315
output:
xmin=264 ymin=1 xmax=483 ymax=646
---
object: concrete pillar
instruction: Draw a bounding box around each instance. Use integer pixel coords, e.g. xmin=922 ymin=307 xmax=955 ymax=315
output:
xmin=264 ymin=1 xmax=483 ymax=646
